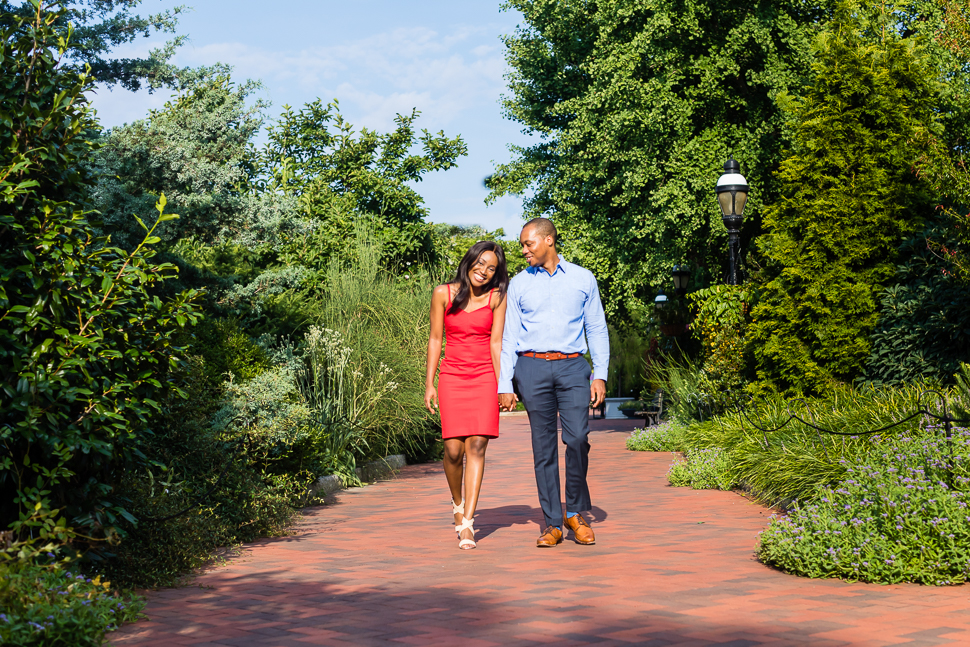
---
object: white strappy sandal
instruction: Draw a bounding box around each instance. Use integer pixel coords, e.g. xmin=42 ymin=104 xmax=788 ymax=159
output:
xmin=451 ymin=499 xmax=476 ymax=550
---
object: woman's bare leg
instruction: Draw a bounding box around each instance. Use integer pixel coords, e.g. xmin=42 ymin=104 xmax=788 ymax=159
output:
xmin=443 ymin=438 xmax=466 ymax=526
xmin=459 ymin=436 xmax=489 ymax=543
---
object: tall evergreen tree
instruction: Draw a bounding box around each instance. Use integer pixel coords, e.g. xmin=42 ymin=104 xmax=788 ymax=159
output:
xmin=749 ymin=2 xmax=940 ymax=395
xmin=0 ymin=0 xmax=188 ymax=91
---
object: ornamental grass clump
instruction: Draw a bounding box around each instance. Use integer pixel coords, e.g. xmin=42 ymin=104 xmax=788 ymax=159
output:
xmin=667 ymin=448 xmax=735 ymax=490
xmin=759 ymin=425 xmax=970 ymax=585
xmin=626 ymin=420 xmax=688 ymax=452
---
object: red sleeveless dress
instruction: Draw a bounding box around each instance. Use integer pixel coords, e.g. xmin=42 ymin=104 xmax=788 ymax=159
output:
xmin=438 ymin=286 xmax=500 ymax=439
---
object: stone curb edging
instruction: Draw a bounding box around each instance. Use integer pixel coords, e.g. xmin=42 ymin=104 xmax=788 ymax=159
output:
xmin=310 ymin=454 xmax=407 ymax=497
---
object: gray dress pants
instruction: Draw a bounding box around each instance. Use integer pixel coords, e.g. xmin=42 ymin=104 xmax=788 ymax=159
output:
xmin=514 ymin=355 xmax=592 ymax=529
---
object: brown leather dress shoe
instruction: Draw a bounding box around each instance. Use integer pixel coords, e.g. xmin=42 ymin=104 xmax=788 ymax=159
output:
xmin=536 ymin=526 xmax=563 ymax=547
xmin=564 ymin=513 xmax=596 ymax=544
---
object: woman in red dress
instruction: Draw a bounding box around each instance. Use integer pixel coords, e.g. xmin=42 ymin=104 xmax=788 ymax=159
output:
xmin=425 ymin=241 xmax=509 ymax=549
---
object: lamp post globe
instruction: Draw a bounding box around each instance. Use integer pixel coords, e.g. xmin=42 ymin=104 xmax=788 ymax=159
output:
xmin=715 ymin=155 xmax=749 ymax=285
xmin=672 ymin=265 xmax=690 ymax=296
xmin=654 ymin=292 xmax=668 ymax=310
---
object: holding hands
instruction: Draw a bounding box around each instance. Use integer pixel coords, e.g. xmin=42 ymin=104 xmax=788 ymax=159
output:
xmin=498 ymin=392 xmax=518 ymax=412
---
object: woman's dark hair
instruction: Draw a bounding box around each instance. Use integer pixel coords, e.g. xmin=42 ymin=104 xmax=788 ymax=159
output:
xmin=447 ymin=241 xmax=509 ymax=315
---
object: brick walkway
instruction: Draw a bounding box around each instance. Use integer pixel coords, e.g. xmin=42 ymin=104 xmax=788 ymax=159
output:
xmin=112 ymin=416 xmax=970 ymax=646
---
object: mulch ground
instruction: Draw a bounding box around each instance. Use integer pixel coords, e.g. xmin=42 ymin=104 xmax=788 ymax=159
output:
xmin=110 ymin=415 xmax=970 ymax=646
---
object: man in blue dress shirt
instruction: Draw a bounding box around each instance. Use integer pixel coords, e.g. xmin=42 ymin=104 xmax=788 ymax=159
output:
xmin=498 ymin=218 xmax=610 ymax=547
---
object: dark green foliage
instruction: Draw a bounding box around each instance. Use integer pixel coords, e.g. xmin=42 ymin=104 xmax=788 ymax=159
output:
xmin=488 ymin=0 xmax=821 ymax=316
xmin=749 ymin=4 xmax=939 ymax=395
xmin=0 ymin=6 xmax=199 ymax=542
xmin=0 ymin=561 xmax=144 ymax=645
xmin=606 ymin=326 xmax=652 ymax=399
xmin=864 ymin=227 xmax=970 ymax=385
xmin=0 ymin=0 xmax=187 ymax=91
xmin=103 ymin=355 xmax=308 ymax=588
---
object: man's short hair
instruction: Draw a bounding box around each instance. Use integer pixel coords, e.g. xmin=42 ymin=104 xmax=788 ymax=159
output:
xmin=524 ymin=217 xmax=557 ymax=244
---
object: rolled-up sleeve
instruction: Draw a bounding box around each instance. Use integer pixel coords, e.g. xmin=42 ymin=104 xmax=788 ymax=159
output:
xmin=584 ymin=275 xmax=610 ymax=383
xmin=498 ymin=279 xmax=521 ymax=393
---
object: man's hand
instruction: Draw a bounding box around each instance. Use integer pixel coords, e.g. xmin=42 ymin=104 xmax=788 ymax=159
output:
xmin=590 ymin=379 xmax=606 ymax=409
xmin=498 ymin=392 xmax=518 ymax=412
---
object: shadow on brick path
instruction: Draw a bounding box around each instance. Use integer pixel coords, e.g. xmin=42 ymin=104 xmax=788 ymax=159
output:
xmin=111 ymin=417 xmax=970 ymax=646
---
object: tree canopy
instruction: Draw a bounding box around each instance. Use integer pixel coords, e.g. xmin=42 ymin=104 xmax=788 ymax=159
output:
xmin=0 ymin=0 xmax=188 ymax=90
xmin=487 ymin=0 xmax=823 ymax=318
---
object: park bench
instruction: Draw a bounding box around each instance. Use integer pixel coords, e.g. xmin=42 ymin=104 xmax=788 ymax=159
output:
xmin=635 ymin=390 xmax=664 ymax=427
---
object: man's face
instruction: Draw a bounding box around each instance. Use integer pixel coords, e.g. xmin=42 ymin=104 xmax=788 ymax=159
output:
xmin=519 ymin=226 xmax=554 ymax=267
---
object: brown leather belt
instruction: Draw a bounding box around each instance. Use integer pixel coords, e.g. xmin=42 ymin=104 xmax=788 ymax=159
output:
xmin=520 ymin=351 xmax=581 ymax=361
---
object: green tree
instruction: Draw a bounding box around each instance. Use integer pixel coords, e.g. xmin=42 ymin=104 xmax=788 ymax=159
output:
xmin=487 ymin=0 xmax=823 ymax=317
xmin=430 ymin=223 xmax=529 ymax=276
xmin=260 ymin=99 xmax=468 ymax=267
xmin=90 ymin=66 xmax=266 ymax=249
xmin=0 ymin=0 xmax=188 ymax=90
xmin=748 ymin=2 xmax=941 ymax=395
xmin=0 ymin=3 xmax=199 ymax=542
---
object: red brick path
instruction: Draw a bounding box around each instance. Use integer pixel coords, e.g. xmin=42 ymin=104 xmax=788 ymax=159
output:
xmin=111 ymin=417 xmax=970 ymax=646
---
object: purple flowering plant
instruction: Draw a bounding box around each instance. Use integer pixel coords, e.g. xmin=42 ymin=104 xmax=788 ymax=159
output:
xmin=667 ymin=447 xmax=736 ymax=490
xmin=0 ymin=561 xmax=143 ymax=646
xmin=759 ymin=423 xmax=970 ymax=585
xmin=626 ymin=420 xmax=688 ymax=452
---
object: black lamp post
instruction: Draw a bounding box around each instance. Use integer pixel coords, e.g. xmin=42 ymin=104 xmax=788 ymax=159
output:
xmin=654 ymin=292 xmax=668 ymax=311
xmin=715 ymin=155 xmax=749 ymax=285
xmin=672 ymin=265 xmax=690 ymax=297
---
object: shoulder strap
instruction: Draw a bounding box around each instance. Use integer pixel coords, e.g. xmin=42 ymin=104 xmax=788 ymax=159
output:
xmin=446 ymin=283 xmax=451 ymax=304
xmin=487 ymin=289 xmax=493 ymax=306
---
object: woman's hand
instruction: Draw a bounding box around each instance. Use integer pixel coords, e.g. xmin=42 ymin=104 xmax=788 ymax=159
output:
xmin=425 ymin=385 xmax=439 ymax=414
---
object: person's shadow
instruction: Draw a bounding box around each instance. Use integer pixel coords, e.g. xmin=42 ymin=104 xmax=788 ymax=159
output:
xmin=474 ymin=504 xmax=609 ymax=540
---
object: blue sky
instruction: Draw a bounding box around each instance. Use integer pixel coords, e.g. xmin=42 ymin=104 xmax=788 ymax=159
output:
xmin=90 ymin=0 xmax=532 ymax=237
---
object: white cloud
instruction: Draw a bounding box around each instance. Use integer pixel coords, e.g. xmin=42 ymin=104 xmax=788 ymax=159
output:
xmin=169 ymin=25 xmax=508 ymax=130
xmin=87 ymin=20 xmax=525 ymax=229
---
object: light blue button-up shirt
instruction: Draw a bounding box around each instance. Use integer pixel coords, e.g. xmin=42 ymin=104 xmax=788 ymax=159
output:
xmin=498 ymin=255 xmax=610 ymax=393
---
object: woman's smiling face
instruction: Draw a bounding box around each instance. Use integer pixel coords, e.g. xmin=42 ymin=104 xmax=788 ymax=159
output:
xmin=468 ymin=250 xmax=498 ymax=288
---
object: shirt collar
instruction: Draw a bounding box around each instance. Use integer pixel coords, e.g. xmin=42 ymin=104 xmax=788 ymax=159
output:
xmin=530 ymin=254 xmax=566 ymax=277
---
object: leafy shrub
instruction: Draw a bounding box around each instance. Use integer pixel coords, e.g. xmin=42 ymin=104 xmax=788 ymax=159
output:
xmin=0 ymin=561 xmax=143 ymax=646
xmin=0 ymin=5 xmax=199 ymax=547
xmin=864 ymin=227 xmax=970 ymax=386
xmin=687 ymin=285 xmax=751 ymax=408
xmin=430 ymin=223 xmax=528 ymax=276
xmin=667 ymin=448 xmax=735 ymax=490
xmin=759 ymin=425 xmax=970 ymax=584
xmin=102 ymin=354 xmax=308 ymax=588
xmin=626 ymin=420 xmax=688 ymax=452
